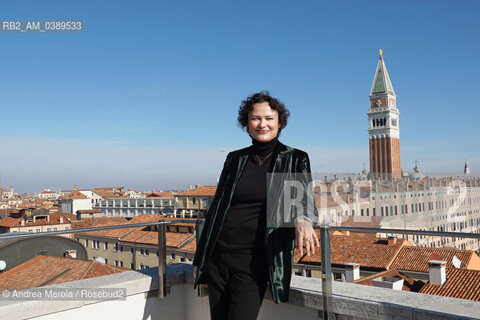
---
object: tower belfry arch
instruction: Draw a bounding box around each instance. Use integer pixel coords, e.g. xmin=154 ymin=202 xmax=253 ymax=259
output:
xmin=367 ymin=50 xmax=402 ymax=180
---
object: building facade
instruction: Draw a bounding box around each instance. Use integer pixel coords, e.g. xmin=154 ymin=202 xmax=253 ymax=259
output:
xmin=94 ymin=197 xmax=174 ymax=218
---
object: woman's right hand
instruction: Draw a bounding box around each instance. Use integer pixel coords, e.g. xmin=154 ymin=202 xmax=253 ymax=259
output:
xmin=193 ymin=266 xmax=198 ymax=280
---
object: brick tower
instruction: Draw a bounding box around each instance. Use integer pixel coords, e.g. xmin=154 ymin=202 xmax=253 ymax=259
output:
xmin=368 ymin=50 xmax=401 ymax=180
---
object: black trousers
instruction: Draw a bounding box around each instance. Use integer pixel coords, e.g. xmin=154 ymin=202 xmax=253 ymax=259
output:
xmin=206 ymin=250 xmax=268 ymax=320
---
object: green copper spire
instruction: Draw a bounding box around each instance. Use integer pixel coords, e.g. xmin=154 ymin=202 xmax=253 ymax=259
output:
xmin=370 ymin=49 xmax=395 ymax=95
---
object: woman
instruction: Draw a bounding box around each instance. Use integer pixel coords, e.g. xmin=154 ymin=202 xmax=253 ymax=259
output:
xmin=193 ymin=91 xmax=319 ymax=320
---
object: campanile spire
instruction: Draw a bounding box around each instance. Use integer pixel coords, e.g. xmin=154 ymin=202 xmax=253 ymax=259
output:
xmin=367 ymin=50 xmax=402 ymax=180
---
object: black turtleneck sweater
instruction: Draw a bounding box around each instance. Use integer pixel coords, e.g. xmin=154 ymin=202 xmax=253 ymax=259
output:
xmin=216 ymin=137 xmax=278 ymax=254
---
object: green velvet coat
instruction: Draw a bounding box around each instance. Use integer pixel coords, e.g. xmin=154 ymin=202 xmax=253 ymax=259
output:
xmin=193 ymin=141 xmax=315 ymax=304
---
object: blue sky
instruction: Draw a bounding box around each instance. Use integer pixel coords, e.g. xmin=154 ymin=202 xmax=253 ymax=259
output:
xmin=1 ymin=0 xmax=479 ymax=193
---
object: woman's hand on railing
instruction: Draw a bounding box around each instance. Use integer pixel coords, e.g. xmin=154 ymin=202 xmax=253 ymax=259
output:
xmin=295 ymin=218 xmax=320 ymax=257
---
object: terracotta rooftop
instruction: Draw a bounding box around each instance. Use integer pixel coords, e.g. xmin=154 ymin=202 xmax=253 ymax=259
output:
xmin=0 ymin=212 xmax=75 ymax=228
xmin=77 ymin=209 xmax=103 ymax=214
xmin=419 ymin=268 xmax=480 ymax=301
xmin=76 ymin=214 xmax=195 ymax=248
xmin=0 ymin=208 xmax=20 ymax=217
xmin=70 ymin=216 xmax=128 ymax=230
xmin=92 ymin=190 xmax=125 ymax=199
xmin=59 ymin=191 xmax=87 ymax=200
xmin=0 ymin=217 xmax=22 ymax=227
xmin=390 ymin=247 xmax=480 ymax=272
xmin=297 ymin=233 xmax=412 ymax=270
xmin=129 ymin=214 xmax=196 ymax=227
xmin=120 ymin=230 xmax=194 ymax=248
xmin=146 ymin=192 xmax=175 ymax=198
xmin=79 ymin=223 xmax=135 ymax=239
xmin=178 ymin=186 xmax=217 ymax=196
xmin=0 ymin=255 xmax=128 ymax=290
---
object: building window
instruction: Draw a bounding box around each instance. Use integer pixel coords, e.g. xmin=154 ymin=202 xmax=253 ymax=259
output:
xmin=130 ymin=247 xmax=134 ymax=254
xmin=104 ymin=242 xmax=108 ymax=250
xmin=366 ymin=208 xmax=369 ymax=216
xmin=53 ymin=227 xmax=57 ymax=231
xmin=372 ymin=208 xmax=376 ymax=216
xmin=92 ymin=240 xmax=99 ymax=249
xmin=85 ymin=239 xmax=89 ymax=247
xmin=114 ymin=243 xmax=120 ymax=252
xmin=170 ymin=253 xmax=176 ymax=261
xmin=36 ymin=229 xmax=40 ymax=232
xmin=131 ymin=263 xmax=134 ymax=269
xmin=334 ymin=273 xmax=344 ymax=281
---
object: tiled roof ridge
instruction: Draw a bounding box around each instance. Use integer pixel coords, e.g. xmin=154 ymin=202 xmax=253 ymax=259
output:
xmin=37 ymin=267 xmax=72 ymax=287
xmin=118 ymin=226 xmax=143 ymax=240
xmin=176 ymin=234 xmax=195 ymax=249
xmin=466 ymin=250 xmax=480 ymax=266
xmin=125 ymin=229 xmax=151 ymax=243
xmin=79 ymin=260 xmax=95 ymax=279
xmin=385 ymin=239 xmax=408 ymax=269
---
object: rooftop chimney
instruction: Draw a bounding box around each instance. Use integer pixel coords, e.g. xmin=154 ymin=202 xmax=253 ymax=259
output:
xmin=344 ymin=263 xmax=360 ymax=282
xmin=387 ymin=236 xmax=397 ymax=245
xmin=428 ymin=260 xmax=446 ymax=285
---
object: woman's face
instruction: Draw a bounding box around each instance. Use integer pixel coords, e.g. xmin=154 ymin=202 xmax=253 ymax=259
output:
xmin=247 ymin=102 xmax=280 ymax=143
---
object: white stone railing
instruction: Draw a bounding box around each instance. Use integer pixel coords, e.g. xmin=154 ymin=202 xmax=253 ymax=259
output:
xmin=1 ymin=263 xmax=479 ymax=320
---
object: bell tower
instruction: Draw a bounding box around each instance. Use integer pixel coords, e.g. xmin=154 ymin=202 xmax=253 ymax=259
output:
xmin=368 ymin=50 xmax=402 ymax=180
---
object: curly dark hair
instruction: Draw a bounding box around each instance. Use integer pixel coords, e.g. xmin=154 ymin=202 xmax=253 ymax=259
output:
xmin=237 ymin=91 xmax=290 ymax=135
